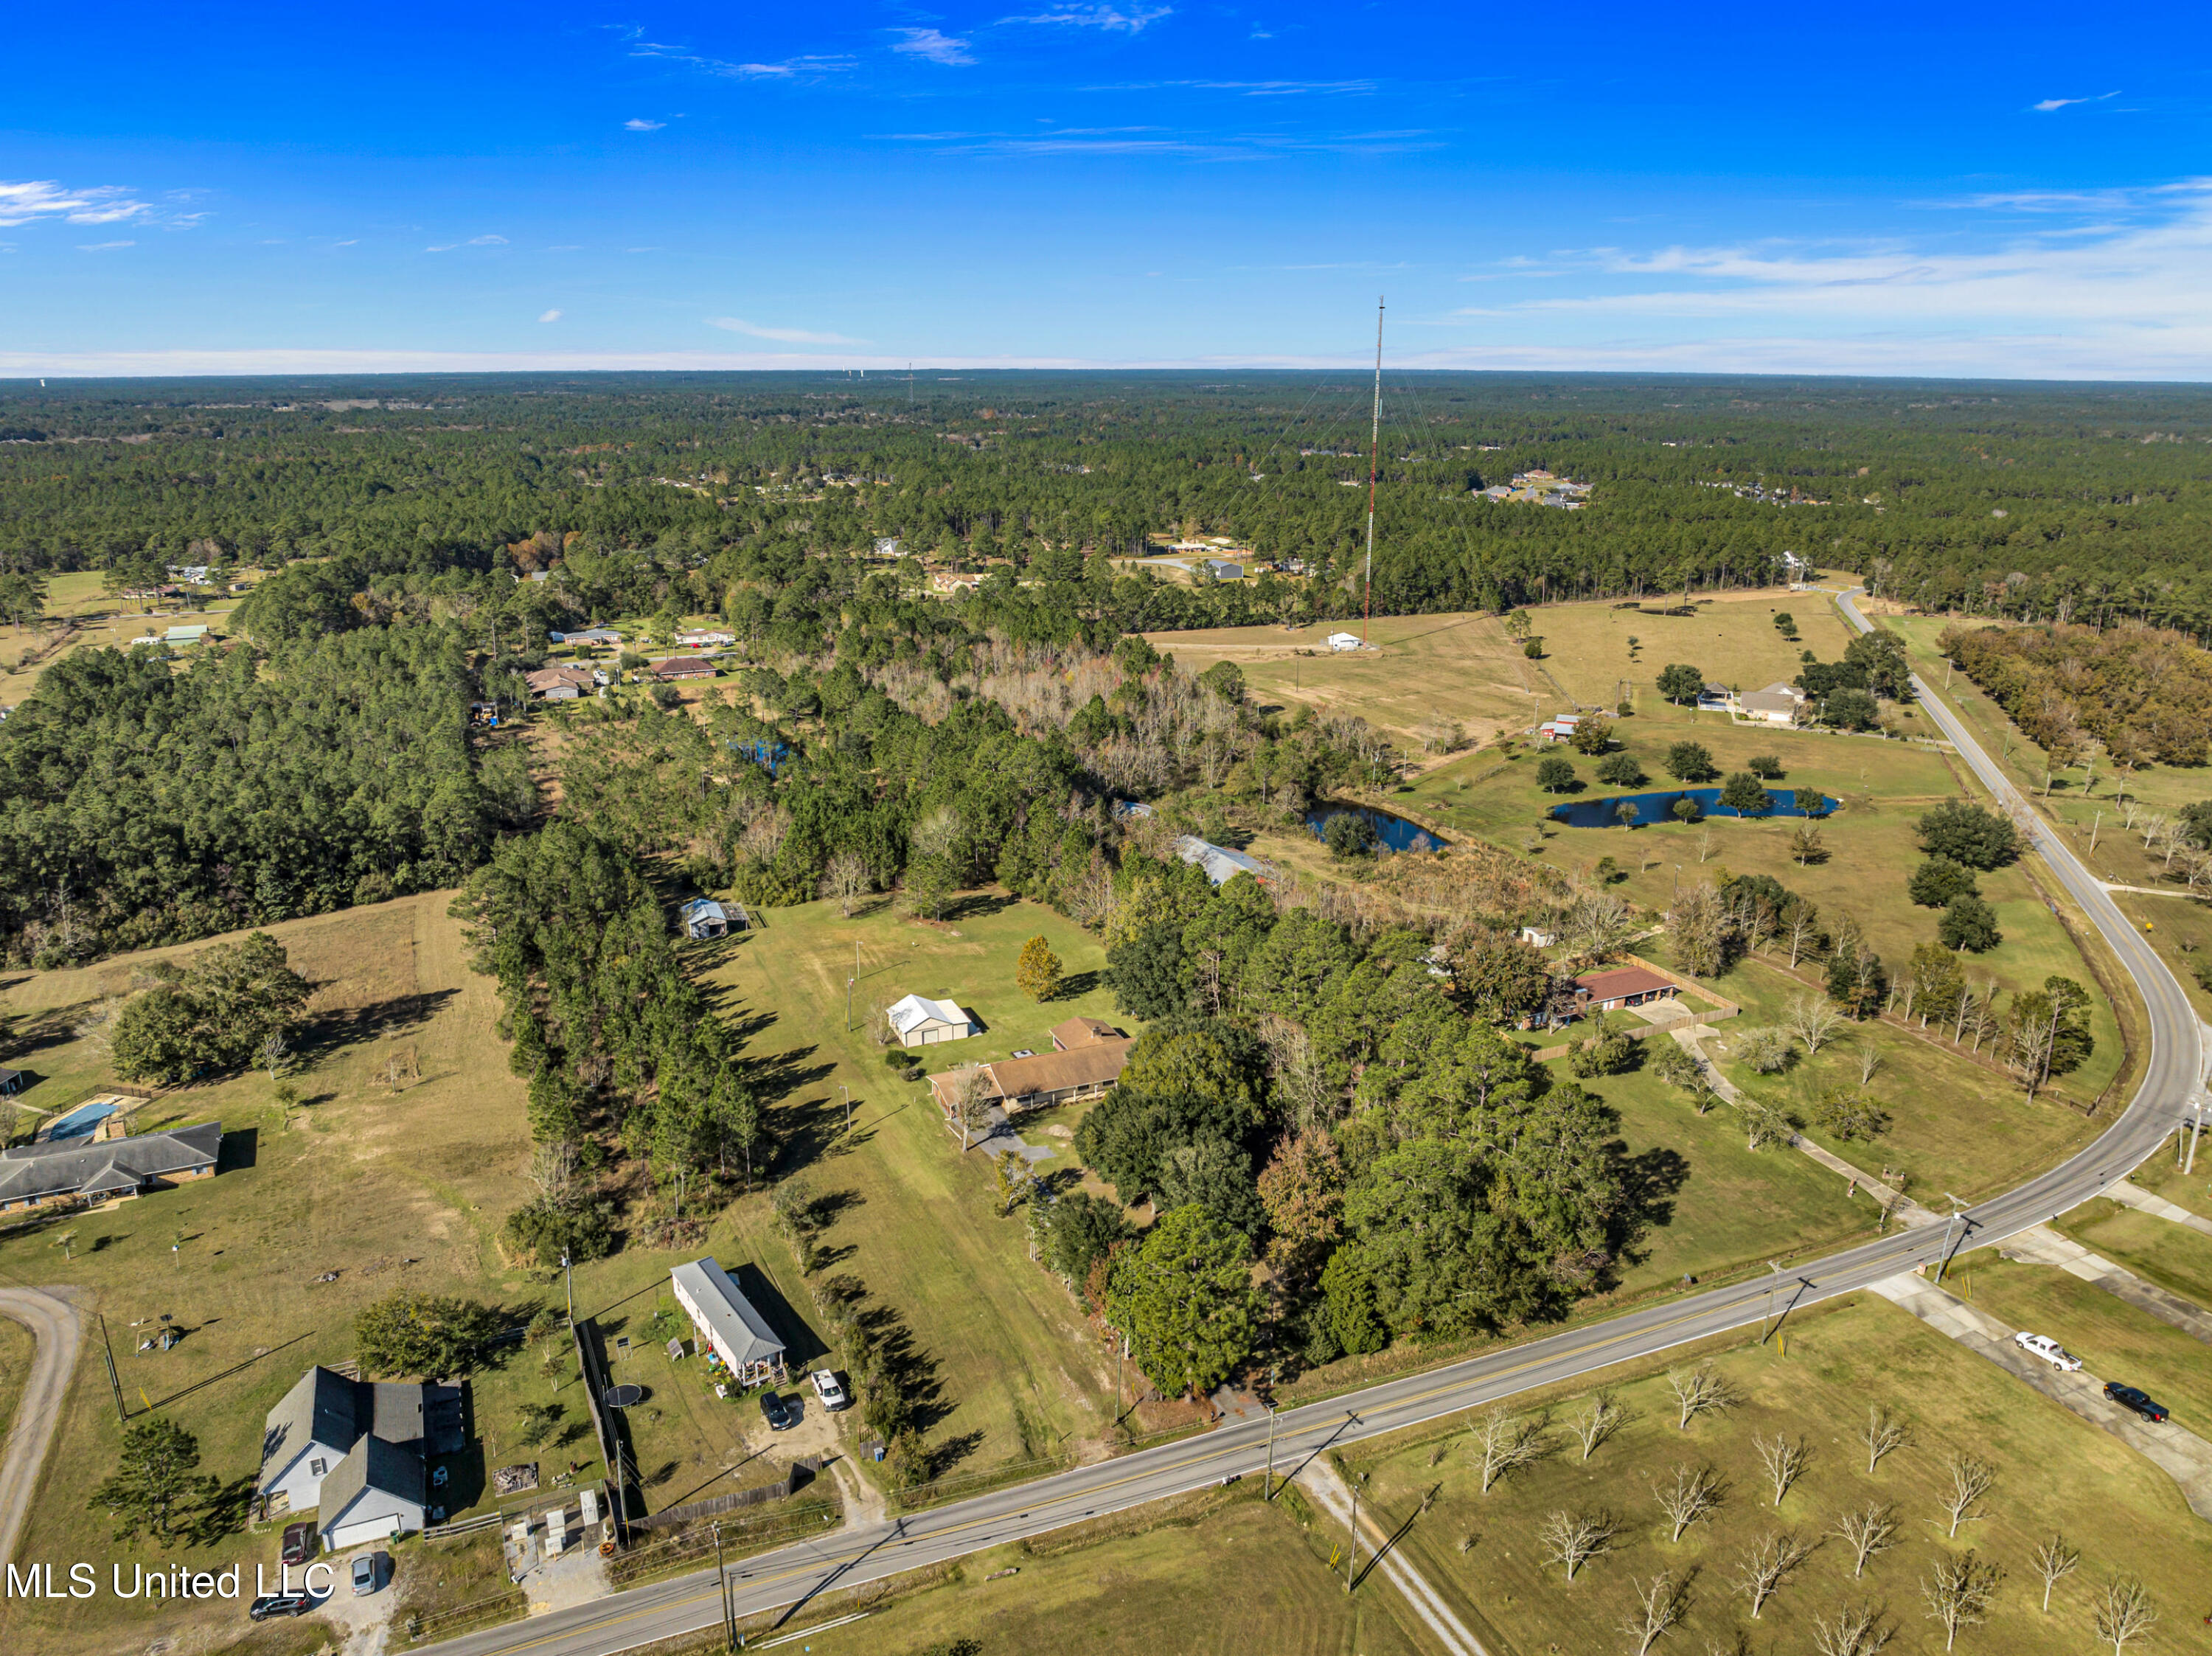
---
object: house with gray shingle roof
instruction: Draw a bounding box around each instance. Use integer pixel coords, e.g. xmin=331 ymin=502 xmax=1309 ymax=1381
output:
xmin=0 ymin=1121 xmax=221 ymax=1214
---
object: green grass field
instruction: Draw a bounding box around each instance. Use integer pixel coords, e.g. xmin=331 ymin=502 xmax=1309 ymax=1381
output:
xmin=1342 ymin=1293 xmax=2209 ymax=1656
xmin=1141 ymin=588 xmax=1854 ymax=761
xmin=2124 ymin=1153 xmax=2212 ymax=1226
xmin=0 ymin=1315 xmax=32 ymax=1447
xmin=2053 ymin=1197 xmax=2212 ymax=1309
xmin=1954 ymin=1258 xmax=2212 ymax=1430
xmin=0 ymin=568 xmax=239 ymax=700
xmin=722 ymin=1489 xmax=1422 ymax=1656
xmin=694 ymin=891 xmax=1131 ymax=1473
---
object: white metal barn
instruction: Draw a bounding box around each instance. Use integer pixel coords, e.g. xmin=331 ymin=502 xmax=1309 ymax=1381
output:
xmin=887 ymin=994 xmax=977 ymax=1048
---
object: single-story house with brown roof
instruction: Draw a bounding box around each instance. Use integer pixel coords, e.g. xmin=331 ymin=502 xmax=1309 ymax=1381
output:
xmin=1573 ymin=965 xmax=1679 ymax=1013
xmin=648 ymin=656 xmax=717 ymax=681
xmin=1051 ymin=1017 xmax=1119 ymax=1051
xmin=525 ymin=664 xmax=597 ymax=700
xmin=929 ymin=1031 xmax=1133 ymax=1117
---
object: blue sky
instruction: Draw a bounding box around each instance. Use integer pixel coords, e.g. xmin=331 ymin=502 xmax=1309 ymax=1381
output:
xmin=4 ymin=2 xmax=2210 ymax=378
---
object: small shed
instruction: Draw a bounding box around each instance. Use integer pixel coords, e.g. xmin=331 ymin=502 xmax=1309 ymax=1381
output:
xmin=1202 ymin=560 xmax=1245 ymax=580
xmin=888 ymin=995 xmax=977 ymax=1048
xmin=1327 ymin=632 xmax=1363 ymax=651
xmin=681 ymin=898 xmax=728 ymax=939
xmin=669 ymin=1258 xmax=787 ymax=1386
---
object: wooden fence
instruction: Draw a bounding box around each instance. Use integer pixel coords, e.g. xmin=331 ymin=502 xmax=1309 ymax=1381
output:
xmin=630 ymin=1457 xmax=824 ymax=1531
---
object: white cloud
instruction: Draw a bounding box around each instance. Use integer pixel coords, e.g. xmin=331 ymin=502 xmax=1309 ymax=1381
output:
xmin=467 ymin=234 xmax=507 ymax=246
xmin=539 ymin=309 xmax=563 ymax=323
xmin=891 ymin=27 xmax=975 ymax=65
xmin=625 ymin=118 xmax=667 ymax=131
xmin=0 ymin=178 xmax=152 ymax=229
xmin=1428 ymin=177 xmax=2212 ymax=376
xmin=630 ymin=38 xmax=853 ymax=77
xmin=709 ymin=316 xmax=865 ymax=344
xmin=2032 ymin=91 xmax=2118 ymax=113
xmin=1001 ymin=5 xmax=1172 ymax=30
xmin=77 ymin=240 xmax=134 ymax=252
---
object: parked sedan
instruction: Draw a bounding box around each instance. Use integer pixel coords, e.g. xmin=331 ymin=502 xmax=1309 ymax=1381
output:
xmin=759 ymin=1391 xmax=797 ymax=1431
xmin=279 ymin=1521 xmax=317 ymax=1568
xmin=2013 ymin=1332 xmax=2082 ymax=1372
xmin=352 ymin=1553 xmax=384 ymax=1596
xmin=2104 ymin=1382 xmax=2170 ymax=1422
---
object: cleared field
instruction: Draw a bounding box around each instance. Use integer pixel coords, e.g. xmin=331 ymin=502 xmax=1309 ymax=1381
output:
xmin=2053 ymin=1197 xmax=2212 ymax=1308
xmin=695 ymin=891 xmax=1130 ymax=1479
xmin=0 ymin=893 xmax=548 ymax=1656
xmin=0 ymin=569 xmax=236 ymax=700
xmin=1957 ymin=1258 xmax=2212 ymax=1429
xmin=1144 ymin=610 xmax=1537 ymax=751
xmin=1142 ymin=588 xmax=1857 ymax=759
xmin=726 ymin=1490 xmax=1421 ymax=1656
xmin=1403 ymin=702 xmax=2128 ymax=1121
xmin=0 ymin=1316 xmax=32 ymax=1447
xmin=1343 ymin=1293 xmax=2209 ymax=1656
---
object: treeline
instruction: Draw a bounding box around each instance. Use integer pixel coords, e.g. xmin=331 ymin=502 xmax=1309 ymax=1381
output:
xmin=1940 ymin=621 xmax=2212 ymax=770
xmin=0 ymin=629 xmax=535 ymax=965
xmin=450 ymin=821 xmax=763 ymax=1264
xmin=7 ymin=371 xmax=2211 ymax=631
xmin=1024 ymin=857 xmax=1634 ymax=1385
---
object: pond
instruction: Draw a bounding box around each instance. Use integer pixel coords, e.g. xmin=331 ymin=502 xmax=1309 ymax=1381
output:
xmin=1548 ymin=786 xmax=1840 ymax=828
xmin=1306 ymin=804 xmax=1449 ymax=853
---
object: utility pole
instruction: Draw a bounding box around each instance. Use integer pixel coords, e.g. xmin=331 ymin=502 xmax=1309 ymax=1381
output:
xmin=840 ymin=1082 xmax=851 ymax=1132
xmin=713 ymin=1523 xmax=732 ymax=1650
xmin=2187 ymin=1096 xmax=2204 ymax=1175
xmin=1935 ymin=1194 xmax=1970 ymax=1285
xmin=1360 ymin=296 xmax=1383 ymax=647
xmin=561 ymin=1250 xmax=574 ymax=1326
xmin=1263 ymin=1402 xmax=1279 ymax=1500
xmin=1759 ymin=1259 xmax=1783 ymax=1343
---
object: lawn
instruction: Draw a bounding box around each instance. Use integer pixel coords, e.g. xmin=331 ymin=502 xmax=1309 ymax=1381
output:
xmin=0 ymin=1315 xmax=32 ymax=1445
xmin=0 ymin=568 xmax=238 ymax=700
xmin=1341 ymin=1293 xmax=2208 ymax=1656
xmin=1143 ymin=610 xmax=1538 ymax=754
xmin=2124 ymin=1153 xmax=2212 ymax=1227
xmin=1402 ymin=689 xmax=2129 ymax=1121
xmin=2052 ymin=1197 xmax=2212 ymax=1309
xmin=1953 ymin=1258 xmax=2212 ymax=1430
xmin=692 ymin=890 xmax=1131 ymax=1481
xmin=1695 ymin=957 xmax=2107 ymax=1203
xmin=725 ymin=1489 xmax=1423 ymax=1656
xmin=1141 ymin=588 xmax=1857 ymax=763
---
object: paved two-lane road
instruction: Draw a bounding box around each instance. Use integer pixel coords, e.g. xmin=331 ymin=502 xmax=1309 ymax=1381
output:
xmin=422 ymin=591 xmax=2204 ymax=1656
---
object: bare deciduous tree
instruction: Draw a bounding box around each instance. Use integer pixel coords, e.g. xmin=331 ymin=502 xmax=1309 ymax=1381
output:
xmin=1618 ymin=1570 xmax=1691 ymax=1656
xmin=1729 ymin=1530 xmax=1814 ymax=1618
xmin=908 ymin=805 xmax=961 ymax=864
xmin=2030 ymin=1532 xmax=2080 ymax=1612
xmin=1650 ymin=1462 xmax=1724 ymax=1542
xmin=1568 ymin=1392 xmax=1628 ymax=1461
xmin=258 ymin=1028 xmax=290 ymax=1083
xmin=943 ymin=1066 xmax=995 ymax=1152
xmin=1920 ymin=1551 xmax=2002 ymax=1652
xmin=1754 ymin=1432 xmax=1812 ymax=1506
xmin=1472 ymin=1403 xmax=1548 ymax=1493
xmin=1854 ymin=1044 xmax=1883 ymax=1088
xmin=821 ymin=851 xmax=872 ymax=917
xmin=1539 ymin=1508 xmax=1617 ymax=1582
xmin=1785 ymin=993 xmax=1846 ymax=1054
xmin=2093 ymin=1576 xmax=2157 ymax=1655
xmin=525 ymin=1138 xmax=580 ymax=1208
xmin=1936 ymin=1454 xmax=1994 ymax=1538
xmin=1667 ymin=1364 xmax=1736 ymax=1430
xmin=1812 ymin=1599 xmax=1894 ymax=1656
xmin=1830 ymin=1502 xmax=1899 ymax=1579
xmin=1860 ymin=1407 xmax=1910 ymax=1474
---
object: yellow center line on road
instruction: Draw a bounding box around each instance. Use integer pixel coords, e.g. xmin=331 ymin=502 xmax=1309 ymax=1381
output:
xmin=455 ymin=1245 xmax=1925 ymax=1656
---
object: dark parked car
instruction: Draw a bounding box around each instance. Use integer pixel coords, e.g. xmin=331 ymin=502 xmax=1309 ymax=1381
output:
xmin=279 ymin=1521 xmax=317 ymax=1567
xmin=2104 ymin=1382 xmax=2169 ymax=1422
xmin=248 ymin=1593 xmax=315 ymax=1621
xmin=759 ymin=1391 xmax=796 ymax=1431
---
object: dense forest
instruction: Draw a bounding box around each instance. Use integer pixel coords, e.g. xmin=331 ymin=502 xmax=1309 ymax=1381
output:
xmin=1 ymin=369 xmax=2210 ymax=630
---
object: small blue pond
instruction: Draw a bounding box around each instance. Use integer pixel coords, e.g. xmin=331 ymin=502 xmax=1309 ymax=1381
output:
xmin=1550 ymin=787 xmax=1839 ymax=828
xmin=1307 ymin=804 xmax=1448 ymax=852
xmin=46 ymin=1101 xmax=118 ymax=1141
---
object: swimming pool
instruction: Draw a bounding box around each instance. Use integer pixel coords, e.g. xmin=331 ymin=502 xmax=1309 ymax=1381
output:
xmin=45 ymin=1101 xmax=118 ymax=1141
